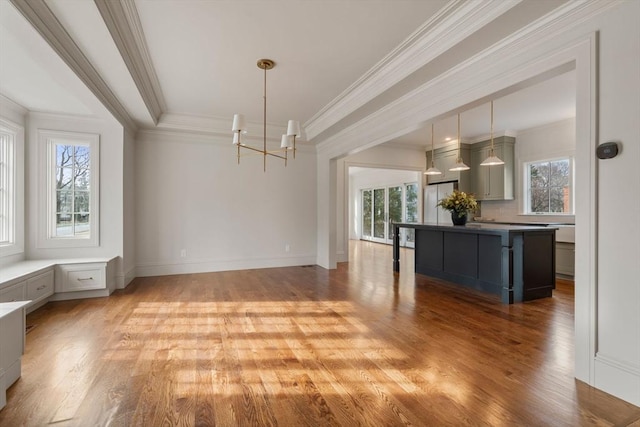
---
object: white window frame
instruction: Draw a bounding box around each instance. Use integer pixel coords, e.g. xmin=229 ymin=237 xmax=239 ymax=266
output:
xmin=523 ymin=155 xmax=574 ymax=215
xmin=38 ymin=130 xmax=100 ymax=248
xmin=0 ymin=122 xmax=17 ymax=252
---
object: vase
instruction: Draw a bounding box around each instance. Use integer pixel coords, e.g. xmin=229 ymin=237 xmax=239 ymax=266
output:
xmin=451 ymin=211 xmax=467 ymax=226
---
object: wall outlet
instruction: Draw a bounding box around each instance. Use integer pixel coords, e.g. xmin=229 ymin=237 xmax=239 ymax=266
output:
xmin=180 ymin=249 xmax=187 ymax=258
xmin=285 ymin=244 xmax=290 ymax=253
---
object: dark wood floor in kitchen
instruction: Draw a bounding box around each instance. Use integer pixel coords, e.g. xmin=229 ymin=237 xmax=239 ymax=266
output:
xmin=2 ymin=241 xmax=639 ymax=426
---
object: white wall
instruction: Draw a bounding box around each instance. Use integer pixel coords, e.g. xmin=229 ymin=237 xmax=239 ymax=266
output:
xmin=135 ymin=131 xmax=317 ymax=276
xmin=481 ymin=118 xmax=576 ymax=223
xmin=24 ymin=113 xmax=125 ymax=268
xmin=122 ymin=127 xmax=136 ymax=288
xmin=591 ymin=1 xmax=640 ymax=404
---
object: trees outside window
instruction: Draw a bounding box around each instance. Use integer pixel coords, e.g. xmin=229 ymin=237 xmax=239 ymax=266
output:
xmin=55 ymin=144 xmax=91 ymax=237
xmin=38 ymin=130 xmax=99 ymax=248
xmin=526 ymin=158 xmax=572 ymax=214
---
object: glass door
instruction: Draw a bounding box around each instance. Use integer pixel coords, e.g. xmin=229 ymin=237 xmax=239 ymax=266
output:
xmin=372 ymin=188 xmax=386 ymax=243
xmin=387 ymin=186 xmax=403 ymax=245
xmin=362 ymin=190 xmax=372 ymax=239
xmin=361 ymin=183 xmax=418 ymax=246
xmin=404 ymin=183 xmax=418 ymax=248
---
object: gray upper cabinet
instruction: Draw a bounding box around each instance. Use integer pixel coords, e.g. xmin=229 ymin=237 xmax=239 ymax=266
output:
xmin=425 ymin=143 xmax=472 ymax=192
xmin=470 ymin=136 xmax=515 ymax=201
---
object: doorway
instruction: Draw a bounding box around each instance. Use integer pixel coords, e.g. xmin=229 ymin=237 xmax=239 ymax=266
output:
xmin=361 ymin=182 xmax=417 ymax=247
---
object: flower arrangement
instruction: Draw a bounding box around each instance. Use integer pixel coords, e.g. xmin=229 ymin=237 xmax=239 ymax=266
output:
xmin=437 ymin=190 xmax=478 ymax=217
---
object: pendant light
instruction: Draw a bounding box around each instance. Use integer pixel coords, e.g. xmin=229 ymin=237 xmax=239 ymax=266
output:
xmin=424 ymin=123 xmax=441 ymax=175
xmin=232 ymin=59 xmax=302 ymax=172
xmin=480 ymin=100 xmax=505 ymax=166
xmin=449 ymin=113 xmax=470 ymax=171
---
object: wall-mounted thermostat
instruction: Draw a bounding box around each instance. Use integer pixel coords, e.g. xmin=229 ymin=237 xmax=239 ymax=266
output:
xmin=596 ymin=142 xmax=619 ymax=159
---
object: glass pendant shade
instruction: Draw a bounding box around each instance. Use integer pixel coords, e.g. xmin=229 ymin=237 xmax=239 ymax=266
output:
xmin=232 ymin=114 xmax=245 ymax=132
xmin=449 ymin=114 xmax=469 ymax=172
xmin=425 ymin=164 xmax=442 ymax=175
xmin=424 ymin=123 xmax=442 ymax=175
xmin=480 ymin=149 xmax=504 ymax=166
xmin=450 ymin=158 xmax=470 ymax=171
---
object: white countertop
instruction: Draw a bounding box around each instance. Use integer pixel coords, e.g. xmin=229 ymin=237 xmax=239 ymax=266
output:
xmin=0 ymin=257 xmax=117 ymax=284
xmin=0 ymin=301 xmax=30 ymax=319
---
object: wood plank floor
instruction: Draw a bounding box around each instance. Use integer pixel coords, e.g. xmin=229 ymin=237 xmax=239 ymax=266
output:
xmin=2 ymin=241 xmax=639 ymax=426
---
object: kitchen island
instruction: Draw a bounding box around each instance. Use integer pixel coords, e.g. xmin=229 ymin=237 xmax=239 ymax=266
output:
xmin=393 ymin=222 xmax=557 ymax=304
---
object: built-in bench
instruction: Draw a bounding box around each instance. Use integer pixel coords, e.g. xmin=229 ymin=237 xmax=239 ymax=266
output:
xmin=0 ymin=257 xmax=117 ymax=410
xmin=0 ymin=257 xmax=117 ymax=313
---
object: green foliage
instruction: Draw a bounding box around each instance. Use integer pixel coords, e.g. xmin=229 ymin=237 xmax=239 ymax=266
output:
xmin=437 ymin=190 xmax=478 ymax=215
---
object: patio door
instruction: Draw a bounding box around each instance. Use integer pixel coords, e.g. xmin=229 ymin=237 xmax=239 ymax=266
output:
xmin=361 ymin=183 xmax=416 ymax=246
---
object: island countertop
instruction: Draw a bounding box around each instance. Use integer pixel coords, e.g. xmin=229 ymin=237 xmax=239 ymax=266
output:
xmin=393 ymin=222 xmax=558 ymax=234
xmin=392 ymin=222 xmax=557 ymax=304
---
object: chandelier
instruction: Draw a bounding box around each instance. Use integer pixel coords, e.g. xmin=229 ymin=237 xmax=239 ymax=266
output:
xmin=231 ymin=59 xmax=301 ymax=172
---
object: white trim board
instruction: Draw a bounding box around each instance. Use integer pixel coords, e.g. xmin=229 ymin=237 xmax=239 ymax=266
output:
xmin=136 ymin=254 xmax=317 ymax=278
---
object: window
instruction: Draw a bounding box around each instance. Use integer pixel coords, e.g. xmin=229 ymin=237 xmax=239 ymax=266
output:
xmin=39 ymin=130 xmax=99 ymax=248
xmin=525 ymin=157 xmax=573 ymax=214
xmin=0 ymin=126 xmax=15 ymax=247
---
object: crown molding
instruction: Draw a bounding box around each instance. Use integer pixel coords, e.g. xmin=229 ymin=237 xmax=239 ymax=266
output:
xmin=0 ymin=94 xmax=28 ymax=117
xmin=138 ymin=125 xmax=316 ymax=153
xmin=316 ymin=0 xmax=615 ymax=159
xmin=304 ymin=0 xmax=522 ymax=141
xmin=94 ymin=0 xmax=166 ymax=125
xmin=156 ymin=113 xmax=230 ymax=136
xmin=9 ymin=0 xmax=137 ymax=132
xmin=156 ymin=112 xmax=290 ymax=139
xmin=27 ymin=110 xmax=105 ymax=124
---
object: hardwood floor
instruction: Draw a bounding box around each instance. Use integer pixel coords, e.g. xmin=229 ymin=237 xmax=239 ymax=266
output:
xmin=2 ymin=241 xmax=639 ymax=426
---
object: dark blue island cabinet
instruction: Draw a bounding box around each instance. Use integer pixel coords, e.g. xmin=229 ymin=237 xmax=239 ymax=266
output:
xmin=393 ymin=223 xmax=557 ymax=304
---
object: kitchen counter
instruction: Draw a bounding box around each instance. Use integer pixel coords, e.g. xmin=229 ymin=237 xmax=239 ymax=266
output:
xmin=393 ymin=222 xmax=557 ymax=304
xmin=470 ymin=220 xmax=573 ymax=226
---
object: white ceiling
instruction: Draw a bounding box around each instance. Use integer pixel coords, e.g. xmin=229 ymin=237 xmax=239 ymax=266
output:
xmin=0 ymin=0 xmax=575 ymax=146
xmin=391 ymin=69 xmax=576 ymax=148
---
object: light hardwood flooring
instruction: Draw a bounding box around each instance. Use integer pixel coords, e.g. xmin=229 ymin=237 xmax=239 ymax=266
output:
xmin=1 ymin=241 xmax=639 ymax=426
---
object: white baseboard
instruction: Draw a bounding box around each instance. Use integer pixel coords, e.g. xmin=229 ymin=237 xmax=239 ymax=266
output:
xmin=49 ymin=288 xmax=111 ymax=301
xmin=594 ymin=353 xmax=640 ymax=406
xmin=135 ymin=254 xmax=317 ymax=277
xmin=118 ymin=267 xmax=137 ymax=289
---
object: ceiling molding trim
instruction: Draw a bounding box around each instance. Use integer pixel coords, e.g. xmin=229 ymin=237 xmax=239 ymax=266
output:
xmin=156 ymin=113 xmax=289 ymax=141
xmin=304 ymin=0 xmax=522 ymax=141
xmin=28 ymin=110 xmax=106 ymax=124
xmin=9 ymin=0 xmax=137 ymax=132
xmin=315 ymin=0 xmax=616 ymax=158
xmin=137 ymin=127 xmax=316 ymax=153
xmin=0 ymin=94 xmax=29 ymax=117
xmin=94 ymin=0 xmax=166 ymax=124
